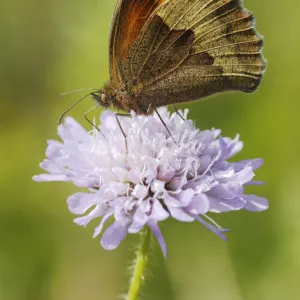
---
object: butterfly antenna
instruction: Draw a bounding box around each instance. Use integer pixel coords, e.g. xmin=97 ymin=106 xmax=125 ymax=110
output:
xmin=84 ymin=105 xmax=107 ymax=139
xmin=58 ymin=92 xmax=94 ymax=125
xmin=56 ymin=88 xmax=98 ymax=104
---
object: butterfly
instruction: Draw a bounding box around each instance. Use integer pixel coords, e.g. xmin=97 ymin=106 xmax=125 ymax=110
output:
xmin=93 ymin=0 xmax=265 ymax=115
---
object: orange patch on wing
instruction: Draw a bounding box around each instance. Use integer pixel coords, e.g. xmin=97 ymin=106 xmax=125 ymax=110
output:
xmin=109 ymin=0 xmax=168 ymax=86
xmin=118 ymin=0 xmax=167 ymax=61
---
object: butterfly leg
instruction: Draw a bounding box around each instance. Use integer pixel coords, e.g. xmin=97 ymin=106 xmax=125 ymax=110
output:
xmin=84 ymin=105 xmax=107 ymax=139
xmin=172 ymin=105 xmax=185 ymax=121
xmin=115 ymin=113 xmax=130 ymax=151
xmin=116 ymin=113 xmax=131 ymax=117
xmin=148 ymin=104 xmax=176 ymax=144
xmin=84 ymin=105 xmax=99 ymax=131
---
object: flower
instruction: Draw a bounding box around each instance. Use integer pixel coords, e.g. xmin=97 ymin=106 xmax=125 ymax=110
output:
xmin=33 ymin=108 xmax=268 ymax=257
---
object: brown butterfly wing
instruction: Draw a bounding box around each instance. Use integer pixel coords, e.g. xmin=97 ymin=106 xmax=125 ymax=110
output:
xmin=121 ymin=0 xmax=265 ymax=113
xmin=109 ymin=0 xmax=168 ymax=87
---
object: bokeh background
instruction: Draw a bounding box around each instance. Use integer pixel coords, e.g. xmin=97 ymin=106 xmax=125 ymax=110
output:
xmin=1 ymin=0 xmax=299 ymax=299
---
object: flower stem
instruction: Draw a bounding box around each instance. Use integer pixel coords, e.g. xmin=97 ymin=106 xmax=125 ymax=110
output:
xmin=126 ymin=226 xmax=152 ymax=300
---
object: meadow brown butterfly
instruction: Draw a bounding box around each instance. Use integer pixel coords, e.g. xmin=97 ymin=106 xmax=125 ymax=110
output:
xmin=93 ymin=0 xmax=265 ymax=114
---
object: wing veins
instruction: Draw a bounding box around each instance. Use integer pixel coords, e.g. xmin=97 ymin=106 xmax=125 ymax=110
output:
xmin=133 ymin=0 xmax=182 ymax=79
xmin=193 ymin=15 xmax=252 ymax=43
xmin=151 ymin=0 xmax=204 ymax=54
xmin=109 ymin=0 xmax=123 ymax=83
xmin=136 ymin=0 xmax=159 ymax=19
xmin=191 ymin=40 xmax=262 ymax=55
xmin=214 ymin=51 xmax=261 ymax=56
xmin=142 ymin=53 xmax=196 ymax=88
xmin=136 ymin=0 xmax=208 ymax=81
xmin=138 ymin=0 xmax=254 ymax=82
xmin=153 ymin=0 xmax=230 ymax=56
xmin=217 ymin=64 xmax=262 ymax=66
xmin=150 ymin=4 xmax=239 ymax=71
xmin=195 ymin=27 xmax=255 ymax=45
xmin=182 ymin=66 xmax=261 ymax=78
xmin=128 ymin=1 xmax=171 ymax=78
xmin=141 ymin=0 xmax=212 ymax=73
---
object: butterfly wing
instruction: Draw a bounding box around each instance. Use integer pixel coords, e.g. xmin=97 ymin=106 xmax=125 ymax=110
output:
xmin=121 ymin=0 xmax=265 ymax=111
xmin=109 ymin=0 xmax=168 ymax=87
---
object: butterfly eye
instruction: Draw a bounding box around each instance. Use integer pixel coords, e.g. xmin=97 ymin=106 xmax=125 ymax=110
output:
xmin=91 ymin=92 xmax=110 ymax=107
xmin=101 ymin=93 xmax=108 ymax=105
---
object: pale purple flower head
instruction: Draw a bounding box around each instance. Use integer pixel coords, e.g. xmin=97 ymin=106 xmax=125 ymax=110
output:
xmin=33 ymin=108 xmax=268 ymax=257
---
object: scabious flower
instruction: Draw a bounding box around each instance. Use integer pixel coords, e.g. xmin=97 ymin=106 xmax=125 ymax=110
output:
xmin=33 ymin=108 xmax=268 ymax=257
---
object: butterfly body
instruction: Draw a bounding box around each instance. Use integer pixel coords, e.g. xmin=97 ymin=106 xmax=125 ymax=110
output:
xmin=94 ymin=0 xmax=265 ymax=114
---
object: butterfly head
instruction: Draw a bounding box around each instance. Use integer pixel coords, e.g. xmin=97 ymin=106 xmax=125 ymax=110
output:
xmin=92 ymin=90 xmax=111 ymax=108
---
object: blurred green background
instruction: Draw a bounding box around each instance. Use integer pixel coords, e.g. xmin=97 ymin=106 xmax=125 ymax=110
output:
xmin=1 ymin=0 xmax=299 ymax=299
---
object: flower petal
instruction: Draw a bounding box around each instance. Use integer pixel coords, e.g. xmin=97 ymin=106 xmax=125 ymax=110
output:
xmin=169 ymin=207 xmax=194 ymax=222
xmin=58 ymin=117 xmax=88 ymax=142
xmin=186 ymin=194 xmax=210 ymax=214
xmin=233 ymin=166 xmax=255 ymax=184
xmin=157 ymin=165 xmax=175 ymax=182
xmin=101 ymin=221 xmax=129 ymax=250
xmin=242 ymin=195 xmax=269 ymax=211
xmin=40 ymin=160 xmax=62 ymax=173
xmin=151 ymin=200 xmax=169 ymax=221
xmin=67 ymin=192 xmax=98 ymax=214
xmin=132 ymin=184 xmax=148 ymax=199
xmin=208 ymin=196 xmax=246 ymax=213
xmin=177 ymin=189 xmax=195 ymax=206
xmin=93 ymin=212 xmax=113 ymax=238
xmin=245 ymin=181 xmax=265 ymax=186
xmin=129 ymin=209 xmax=149 ymax=234
xmin=32 ymin=174 xmax=69 ymax=182
xmin=163 ymin=193 xmax=182 ymax=207
xmin=147 ymin=221 xmax=167 ymax=257
xmin=189 ymin=212 xmax=227 ymax=241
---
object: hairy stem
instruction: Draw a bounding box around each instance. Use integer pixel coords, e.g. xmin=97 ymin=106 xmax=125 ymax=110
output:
xmin=126 ymin=226 xmax=152 ymax=300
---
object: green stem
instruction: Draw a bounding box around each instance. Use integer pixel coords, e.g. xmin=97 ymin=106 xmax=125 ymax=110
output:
xmin=126 ymin=226 xmax=152 ymax=300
